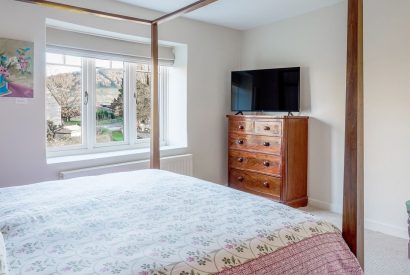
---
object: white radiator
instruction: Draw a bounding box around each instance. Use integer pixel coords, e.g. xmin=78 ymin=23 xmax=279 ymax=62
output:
xmin=59 ymin=154 xmax=193 ymax=179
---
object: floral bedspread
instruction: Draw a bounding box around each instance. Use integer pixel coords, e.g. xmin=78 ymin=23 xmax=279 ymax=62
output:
xmin=1 ymin=170 xmax=352 ymax=275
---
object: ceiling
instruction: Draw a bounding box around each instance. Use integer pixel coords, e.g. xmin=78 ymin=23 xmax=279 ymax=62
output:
xmin=116 ymin=0 xmax=344 ymax=30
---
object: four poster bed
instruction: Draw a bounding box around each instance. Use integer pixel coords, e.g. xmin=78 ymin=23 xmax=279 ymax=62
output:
xmin=0 ymin=0 xmax=364 ymax=274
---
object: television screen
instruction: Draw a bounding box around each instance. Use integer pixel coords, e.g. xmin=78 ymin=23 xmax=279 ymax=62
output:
xmin=231 ymin=67 xmax=300 ymax=112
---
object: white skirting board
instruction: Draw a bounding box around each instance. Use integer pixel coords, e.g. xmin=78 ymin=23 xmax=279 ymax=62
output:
xmin=308 ymin=198 xmax=408 ymax=240
xmin=59 ymin=154 xmax=193 ymax=180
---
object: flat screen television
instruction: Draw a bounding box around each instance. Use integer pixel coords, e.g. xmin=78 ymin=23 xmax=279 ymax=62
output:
xmin=231 ymin=67 xmax=300 ymax=112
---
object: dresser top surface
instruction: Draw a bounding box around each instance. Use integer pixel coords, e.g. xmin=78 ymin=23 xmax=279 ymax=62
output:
xmin=226 ymin=114 xmax=309 ymax=120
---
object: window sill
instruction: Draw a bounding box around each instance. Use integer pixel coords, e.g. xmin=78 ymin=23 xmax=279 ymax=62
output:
xmin=47 ymin=145 xmax=188 ymax=165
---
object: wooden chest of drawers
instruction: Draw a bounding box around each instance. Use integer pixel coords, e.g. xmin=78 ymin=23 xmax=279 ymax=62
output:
xmin=227 ymin=115 xmax=309 ymax=207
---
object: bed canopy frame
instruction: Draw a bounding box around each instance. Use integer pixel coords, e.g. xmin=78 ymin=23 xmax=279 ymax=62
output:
xmin=16 ymin=0 xmax=364 ymax=268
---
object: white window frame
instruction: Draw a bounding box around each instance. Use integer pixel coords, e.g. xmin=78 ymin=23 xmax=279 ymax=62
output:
xmin=46 ymin=48 xmax=169 ymax=158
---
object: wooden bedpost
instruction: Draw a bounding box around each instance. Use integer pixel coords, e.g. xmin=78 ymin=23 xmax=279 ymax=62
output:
xmin=150 ymin=22 xmax=160 ymax=169
xmin=343 ymin=0 xmax=364 ymax=268
xmin=149 ymin=0 xmax=218 ymax=169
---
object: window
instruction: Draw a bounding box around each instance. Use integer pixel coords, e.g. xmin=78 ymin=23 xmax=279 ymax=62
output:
xmin=46 ymin=53 xmax=83 ymax=148
xmin=95 ymin=59 xmax=125 ymax=144
xmin=46 ymin=50 xmax=169 ymax=156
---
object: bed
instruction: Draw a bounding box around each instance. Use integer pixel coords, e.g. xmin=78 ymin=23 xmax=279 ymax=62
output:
xmin=14 ymin=0 xmax=365 ymax=267
xmin=0 ymin=170 xmax=361 ymax=275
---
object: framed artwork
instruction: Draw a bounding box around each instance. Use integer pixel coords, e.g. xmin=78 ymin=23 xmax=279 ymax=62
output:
xmin=0 ymin=38 xmax=34 ymax=98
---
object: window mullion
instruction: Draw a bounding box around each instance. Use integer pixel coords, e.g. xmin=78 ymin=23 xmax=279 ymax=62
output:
xmin=81 ymin=58 xmax=88 ymax=149
xmin=87 ymin=58 xmax=96 ymax=150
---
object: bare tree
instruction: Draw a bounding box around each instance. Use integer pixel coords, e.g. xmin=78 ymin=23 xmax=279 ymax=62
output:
xmin=46 ymin=72 xmax=81 ymax=122
xmin=110 ymin=79 xmax=124 ymax=117
xmin=136 ymin=71 xmax=151 ymax=126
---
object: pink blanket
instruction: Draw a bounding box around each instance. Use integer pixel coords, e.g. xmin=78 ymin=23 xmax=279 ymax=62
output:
xmin=217 ymin=233 xmax=362 ymax=275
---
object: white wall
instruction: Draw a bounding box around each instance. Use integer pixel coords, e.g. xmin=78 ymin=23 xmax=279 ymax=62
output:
xmin=363 ymin=0 xmax=410 ymax=238
xmin=241 ymin=1 xmax=348 ymax=214
xmin=241 ymin=0 xmax=410 ymax=239
xmin=0 ymin=0 xmax=241 ymax=187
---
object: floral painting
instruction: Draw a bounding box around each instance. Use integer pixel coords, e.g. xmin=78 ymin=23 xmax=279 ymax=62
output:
xmin=0 ymin=38 xmax=34 ymax=98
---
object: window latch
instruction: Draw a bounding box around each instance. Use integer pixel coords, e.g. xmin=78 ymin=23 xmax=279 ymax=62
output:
xmin=84 ymin=91 xmax=89 ymax=105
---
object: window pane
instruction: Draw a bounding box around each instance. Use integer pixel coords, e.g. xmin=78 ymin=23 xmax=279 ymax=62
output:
xmin=96 ymin=61 xmax=125 ymax=144
xmin=96 ymin=59 xmax=110 ymax=69
xmin=46 ymin=53 xmax=64 ymax=64
xmin=46 ymin=61 xmax=83 ymax=148
xmin=65 ymin=55 xmax=82 ymax=66
xmin=136 ymin=64 xmax=151 ymax=140
xmin=112 ymin=61 xmax=124 ymax=69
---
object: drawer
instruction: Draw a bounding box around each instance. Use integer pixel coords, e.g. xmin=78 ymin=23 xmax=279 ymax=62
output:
xmin=254 ymin=120 xmax=282 ymax=136
xmin=229 ymin=150 xmax=282 ymax=176
xmin=229 ymin=169 xmax=281 ymax=198
xmin=229 ymin=120 xmax=253 ymax=134
xmin=228 ymin=133 xmax=282 ymax=155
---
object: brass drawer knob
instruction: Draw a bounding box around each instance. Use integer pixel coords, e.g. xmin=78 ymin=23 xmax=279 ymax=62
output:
xmin=263 ymin=181 xmax=270 ymax=188
xmin=263 ymin=142 xmax=270 ymax=147
xmin=264 ymin=126 xmax=271 ymax=131
xmin=263 ymin=161 xmax=270 ymax=167
xmin=237 ymin=157 xmax=244 ymax=163
xmin=237 ymin=140 xmax=244 ymax=145
xmin=237 ymin=176 xmax=244 ymax=182
xmin=238 ymin=125 xmax=244 ymax=130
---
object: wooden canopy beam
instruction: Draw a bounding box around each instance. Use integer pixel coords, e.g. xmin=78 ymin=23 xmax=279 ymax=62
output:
xmin=153 ymin=0 xmax=218 ymax=25
xmin=15 ymin=0 xmax=218 ymax=26
xmin=343 ymin=0 xmax=364 ymax=268
xmin=15 ymin=0 xmax=152 ymax=25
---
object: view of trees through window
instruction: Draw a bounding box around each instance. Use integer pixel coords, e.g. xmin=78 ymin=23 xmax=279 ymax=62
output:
xmin=136 ymin=64 xmax=151 ymax=140
xmin=46 ymin=54 xmax=82 ymax=148
xmin=46 ymin=52 xmax=161 ymax=151
xmin=96 ymin=59 xmax=125 ymax=144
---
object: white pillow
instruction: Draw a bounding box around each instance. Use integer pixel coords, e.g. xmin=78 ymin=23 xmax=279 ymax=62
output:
xmin=0 ymin=232 xmax=7 ymax=275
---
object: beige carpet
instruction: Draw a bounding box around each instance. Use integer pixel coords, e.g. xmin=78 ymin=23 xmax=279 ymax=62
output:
xmin=302 ymin=206 xmax=410 ymax=275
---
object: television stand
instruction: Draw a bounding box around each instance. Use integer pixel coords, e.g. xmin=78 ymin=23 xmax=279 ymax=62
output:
xmin=235 ymin=111 xmax=244 ymax=115
xmin=288 ymin=112 xmax=294 ymax=116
